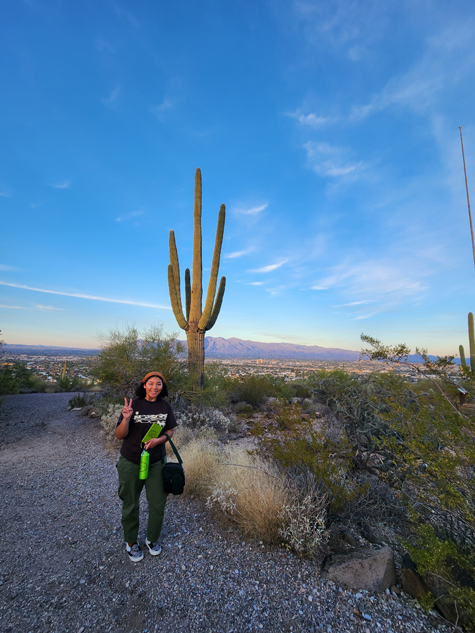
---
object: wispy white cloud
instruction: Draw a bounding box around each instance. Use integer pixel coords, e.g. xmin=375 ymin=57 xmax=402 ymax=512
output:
xmin=249 ymin=259 xmax=289 ymax=273
xmin=102 ymin=85 xmax=120 ymax=104
xmin=150 ymin=99 xmax=173 ymax=120
xmin=35 ymin=304 xmax=67 ymax=312
xmin=304 ymin=142 xmax=366 ymax=178
xmin=30 ymin=202 xmax=42 ymax=209
xmin=110 ymin=0 xmax=140 ymax=28
xmin=287 ymin=110 xmax=336 ymax=128
xmin=350 ymin=21 xmax=475 ymax=121
xmin=116 ymin=210 xmax=143 ymax=222
xmin=248 ymin=281 xmax=264 ymax=286
xmin=0 ymin=264 xmax=20 ymax=272
xmin=50 ymin=180 xmax=70 ymax=189
xmin=0 ymin=281 xmax=171 ymax=310
xmin=313 ymin=257 xmax=428 ymax=319
xmin=0 ymin=304 xmax=26 ymax=310
xmin=0 ymin=190 xmax=11 ymax=197
xmin=232 ymin=203 xmax=268 ymax=215
xmin=225 ymin=248 xmax=253 ymax=259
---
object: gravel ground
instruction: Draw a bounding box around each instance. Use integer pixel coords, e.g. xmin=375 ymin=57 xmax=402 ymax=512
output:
xmin=0 ymin=393 xmax=453 ymax=633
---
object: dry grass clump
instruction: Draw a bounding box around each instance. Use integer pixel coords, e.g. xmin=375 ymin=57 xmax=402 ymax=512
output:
xmin=207 ymin=450 xmax=291 ymax=544
xmin=178 ymin=436 xmax=225 ymax=498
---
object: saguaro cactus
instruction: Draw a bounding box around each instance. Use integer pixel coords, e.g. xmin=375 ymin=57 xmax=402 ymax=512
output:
xmin=459 ymin=312 xmax=475 ymax=374
xmin=168 ymin=168 xmax=226 ymax=388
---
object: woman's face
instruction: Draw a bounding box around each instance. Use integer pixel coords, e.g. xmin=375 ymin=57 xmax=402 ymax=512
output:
xmin=144 ymin=376 xmax=163 ymax=401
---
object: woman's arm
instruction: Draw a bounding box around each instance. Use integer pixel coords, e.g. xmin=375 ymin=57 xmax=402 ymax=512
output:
xmin=143 ymin=427 xmax=174 ymax=451
xmin=115 ymin=398 xmax=134 ymax=440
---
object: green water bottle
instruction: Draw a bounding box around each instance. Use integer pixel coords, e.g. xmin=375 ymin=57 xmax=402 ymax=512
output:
xmin=139 ymin=449 xmax=150 ymax=480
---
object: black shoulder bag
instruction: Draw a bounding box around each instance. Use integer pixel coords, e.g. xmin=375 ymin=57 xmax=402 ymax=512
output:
xmin=161 ymin=433 xmax=185 ymax=495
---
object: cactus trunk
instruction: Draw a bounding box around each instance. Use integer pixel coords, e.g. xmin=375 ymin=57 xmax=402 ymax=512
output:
xmin=167 ymin=168 xmax=226 ymax=389
xmin=186 ymin=330 xmax=205 ymax=389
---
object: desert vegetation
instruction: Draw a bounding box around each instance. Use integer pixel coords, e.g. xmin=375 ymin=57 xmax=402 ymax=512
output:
xmin=72 ymin=322 xmax=475 ymax=628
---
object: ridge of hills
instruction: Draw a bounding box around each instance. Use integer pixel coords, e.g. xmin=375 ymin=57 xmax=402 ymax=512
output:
xmin=3 ymin=338 xmax=359 ymax=360
xmin=2 ymin=337 xmax=447 ymax=363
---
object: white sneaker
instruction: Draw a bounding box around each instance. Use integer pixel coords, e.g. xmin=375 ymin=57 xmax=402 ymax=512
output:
xmin=125 ymin=542 xmax=143 ymax=562
xmin=145 ymin=538 xmax=162 ymax=556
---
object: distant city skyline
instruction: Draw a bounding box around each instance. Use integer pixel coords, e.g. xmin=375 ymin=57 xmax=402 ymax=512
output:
xmin=1 ymin=0 xmax=475 ymax=357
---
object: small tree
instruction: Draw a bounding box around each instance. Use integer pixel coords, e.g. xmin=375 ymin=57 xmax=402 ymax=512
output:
xmin=93 ymin=324 xmax=185 ymax=398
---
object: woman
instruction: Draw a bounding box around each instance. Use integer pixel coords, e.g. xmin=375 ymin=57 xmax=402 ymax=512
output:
xmin=116 ymin=371 xmax=177 ymax=562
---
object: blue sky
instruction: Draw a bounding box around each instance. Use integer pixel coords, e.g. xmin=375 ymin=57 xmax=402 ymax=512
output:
xmin=1 ymin=0 xmax=475 ymax=356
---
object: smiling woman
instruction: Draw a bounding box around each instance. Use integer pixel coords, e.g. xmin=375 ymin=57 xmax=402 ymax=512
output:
xmin=115 ymin=371 xmax=177 ymax=563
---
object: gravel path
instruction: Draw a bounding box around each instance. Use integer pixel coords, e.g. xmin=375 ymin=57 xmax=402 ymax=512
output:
xmin=0 ymin=393 xmax=452 ymax=633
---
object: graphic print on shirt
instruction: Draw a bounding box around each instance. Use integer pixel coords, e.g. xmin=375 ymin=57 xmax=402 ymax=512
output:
xmin=134 ymin=413 xmax=168 ymax=427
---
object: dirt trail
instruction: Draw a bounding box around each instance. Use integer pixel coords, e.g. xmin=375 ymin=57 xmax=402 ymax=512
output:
xmin=0 ymin=393 xmax=450 ymax=633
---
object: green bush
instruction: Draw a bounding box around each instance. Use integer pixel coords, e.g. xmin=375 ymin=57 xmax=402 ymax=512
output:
xmin=0 ymin=362 xmax=36 ymax=395
xmin=228 ymin=374 xmax=274 ymax=409
xmin=92 ymin=324 xmax=186 ymax=398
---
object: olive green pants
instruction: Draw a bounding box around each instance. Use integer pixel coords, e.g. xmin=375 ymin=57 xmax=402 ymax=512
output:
xmin=116 ymin=455 xmax=167 ymax=544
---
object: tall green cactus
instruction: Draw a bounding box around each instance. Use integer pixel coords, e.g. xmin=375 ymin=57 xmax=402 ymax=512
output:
xmin=459 ymin=312 xmax=475 ymax=375
xmin=168 ymin=168 xmax=226 ymax=388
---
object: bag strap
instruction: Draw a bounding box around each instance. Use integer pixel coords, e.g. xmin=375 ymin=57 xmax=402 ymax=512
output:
xmin=161 ymin=432 xmax=183 ymax=465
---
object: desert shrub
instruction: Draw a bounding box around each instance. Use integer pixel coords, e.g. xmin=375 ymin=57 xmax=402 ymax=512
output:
xmin=56 ymin=374 xmax=85 ymax=392
xmin=235 ymin=401 xmax=253 ymax=416
xmin=98 ymin=403 xmax=123 ymax=441
xmin=206 ymin=449 xmax=290 ymax=544
xmin=93 ymin=324 xmax=186 ymax=398
xmin=175 ymin=404 xmax=230 ymax=435
xmin=227 ymin=374 xmax=275 ymax=409
xmin=68 ymin=392 xmax=96 ymax=409
xmin=278 ymin=470 xmax=330 ymax=558
xmin=0 ymin=361 xmax=37 ymax=394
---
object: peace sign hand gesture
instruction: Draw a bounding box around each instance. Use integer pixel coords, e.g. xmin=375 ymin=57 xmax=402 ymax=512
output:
xmin=122 ymin=398 xmax=133 ymax=420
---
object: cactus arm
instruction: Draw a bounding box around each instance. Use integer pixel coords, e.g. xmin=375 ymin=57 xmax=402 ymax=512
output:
xmin=185 ymin=268 xmax=191 ymax=323
xmin=168 ymin=264 xmax=188 ymax=330
xmin=169 ymin=230 xmax=185 ymax=315
xmin=460 ymin=344 xmax=467 ymax=369
xmin=199 ymin=204 xmax=226 ymax=330
xmin=190 ymin=168 xmax=203 ymax=324
xmin=205 ymin=276 xmax=226 ymax=331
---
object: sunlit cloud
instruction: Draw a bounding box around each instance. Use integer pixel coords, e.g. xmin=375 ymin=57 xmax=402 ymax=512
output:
xmin=0 ymin=304 xmax=26 ymax=310
xmin=0 ymin=281 xmax=171 ymax=309
xmin=250 ymin=259 xmax=288 ymax=273
xmin=116 ymin=210 xmax=143 ymax=222
xmin=50 ymin=180 xmax=70 ymax=189
xmin=232 ymin=203 xmax=268 ymax=215
xmin=248 ymin=281 xmax=264 ymax=286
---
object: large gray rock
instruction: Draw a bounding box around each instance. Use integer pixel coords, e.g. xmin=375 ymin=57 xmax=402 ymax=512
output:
xmin=327 ymin=547 xmax=396 ymax=592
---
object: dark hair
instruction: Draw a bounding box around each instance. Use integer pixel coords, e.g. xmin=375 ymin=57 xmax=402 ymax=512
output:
xmin=135 ymin=379 xmax=169 ymax=399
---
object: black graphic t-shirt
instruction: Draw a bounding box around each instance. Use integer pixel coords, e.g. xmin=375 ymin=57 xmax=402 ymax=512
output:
xmin=117 ymin=398 xmax=177 ymax=465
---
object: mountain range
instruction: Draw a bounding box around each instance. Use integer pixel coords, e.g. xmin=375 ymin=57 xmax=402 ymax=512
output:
xmin=3 ymin=337 xmax=448 ymax=363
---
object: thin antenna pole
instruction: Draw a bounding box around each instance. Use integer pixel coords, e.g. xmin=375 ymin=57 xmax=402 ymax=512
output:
xmin=460 ymin=126 xmax=475 ymax=268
